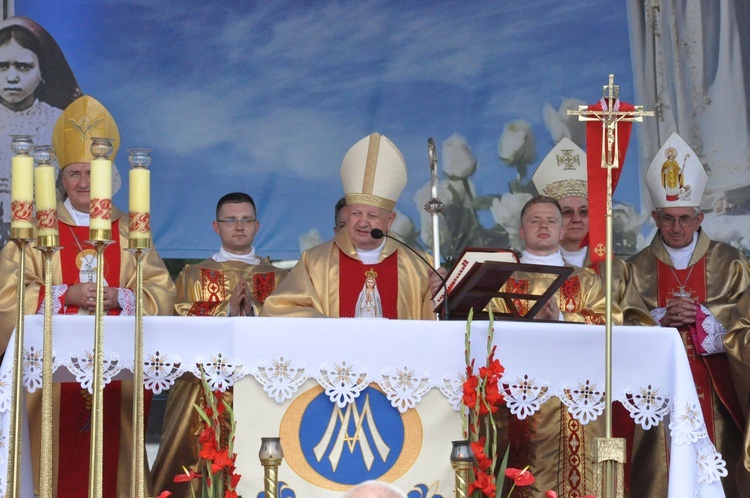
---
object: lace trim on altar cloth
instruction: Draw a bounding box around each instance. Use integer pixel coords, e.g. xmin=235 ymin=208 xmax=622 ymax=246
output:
xmin=1 ymin=349 xmax=727 ymax=489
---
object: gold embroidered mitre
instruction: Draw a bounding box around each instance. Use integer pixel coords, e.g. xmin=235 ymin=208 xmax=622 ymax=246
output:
xmin=645 ymin=132 xmax=707 ymax=209
xmin=52 ymin=95 xmax=120 ymax=168
xmin=341 ymin=133 xmax=407 ymax=212
xmin=532 ymin=137 xmax=587 ymax=200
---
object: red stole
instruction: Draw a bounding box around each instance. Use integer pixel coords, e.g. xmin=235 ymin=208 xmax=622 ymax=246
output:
xmin=55 ymin=220 xmax=124 ymax=497
xmin=338 ymin=250 xmax=398 ymax=318
xmin=655 ymin=258 xmax=744 ymax=439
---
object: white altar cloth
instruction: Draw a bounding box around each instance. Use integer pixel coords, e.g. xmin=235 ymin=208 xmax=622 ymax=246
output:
xmin=0 ymin=315 xmax=726 ymax=497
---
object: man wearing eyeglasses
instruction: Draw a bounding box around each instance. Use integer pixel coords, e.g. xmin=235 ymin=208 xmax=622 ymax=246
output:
xmin=625 ymin=133 xmax=749 ymax=498
xmin=151 ymin=191 xmax=287 ymax=497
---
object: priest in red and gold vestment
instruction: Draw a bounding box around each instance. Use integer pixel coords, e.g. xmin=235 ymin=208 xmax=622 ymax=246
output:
xmin=0 ymin=95 xmax=176 ymax=497
xmin=626 ymin=133 xmax=748 ymax=498
xmin=151 ymin=192 xmax=287 ymax=497
xmin=261 ymin=133 xmax=435 ymax=320
xmin=486 ymin=195 xmax=614 ymax=497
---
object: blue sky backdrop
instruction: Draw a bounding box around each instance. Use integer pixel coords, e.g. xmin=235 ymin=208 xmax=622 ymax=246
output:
xmin=17 ymin=0 xmax=641 ymax=260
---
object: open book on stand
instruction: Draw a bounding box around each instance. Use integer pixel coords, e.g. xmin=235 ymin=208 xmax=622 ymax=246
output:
xmin=433 ymin=247 xmax=518 ymax=311
xmin=433 ymin=247 xmax=573 ymax=320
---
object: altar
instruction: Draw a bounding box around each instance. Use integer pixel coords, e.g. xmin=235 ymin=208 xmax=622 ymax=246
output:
xmin=0 ymin=315 xmax=727 ymax=497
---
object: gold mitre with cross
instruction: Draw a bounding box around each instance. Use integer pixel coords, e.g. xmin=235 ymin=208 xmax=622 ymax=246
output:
xmin=532 ymin=137 xmax=587 ymax=200
xmin=341 ymin=133 xmax=407 ymax=212
xmin=645 ymin=132 xmax=707 ymax=209
xmin=53 ymin=95 xmax=120 ymax=168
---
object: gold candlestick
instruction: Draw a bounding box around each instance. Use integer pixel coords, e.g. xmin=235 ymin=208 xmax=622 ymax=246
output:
xmin=6 ymin=135 xmax=35 ymax=498
xmin=86 ymin=239 xmax=112 ymax=498
xmin=127 ymin=147 xmax=153 ymax=497
xmin=450 ymin=440 xmax=474 ymax=498
xmin=259 ymin=437 xmax=284 ymax=498
xmin=32 ymin=144 xmax=61 ymax=498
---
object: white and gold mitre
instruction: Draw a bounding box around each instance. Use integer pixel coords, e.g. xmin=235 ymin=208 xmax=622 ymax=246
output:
xmin=52 ymin=95 xmax=120 ymax=168
xmin=645 ymin=132 xmax=707 ymax=209
xmin=341 ymin=133 xmax=407 ymax=212
xmin=532 ymin=137 xmax=587 ymax=200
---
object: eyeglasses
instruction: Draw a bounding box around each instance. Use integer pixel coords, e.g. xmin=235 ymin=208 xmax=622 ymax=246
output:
xmin=562 ymin=208 xmax=588 ymax=218
xmin=657 ymin=214 xmax=697 ymax=227
xmin=216 ymin=218 xmax=257 ymax=225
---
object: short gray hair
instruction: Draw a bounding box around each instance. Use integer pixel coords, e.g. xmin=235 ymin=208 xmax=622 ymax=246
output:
xmin=343 ymin=480 xmax=407 ymax=498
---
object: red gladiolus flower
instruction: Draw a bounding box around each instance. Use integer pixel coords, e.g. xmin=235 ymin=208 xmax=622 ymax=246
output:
xmin=225 ymin=490 xmax=238 ymax=498
xmin=155 ymin=492 xmax=172 ymax=498
xmin=546 ymin=491 xmax=558 ymax=498
xmin=230 ymin=472 xmax=242 ymax=488
xmin=173 ymin=469 xmax=202 ymax=482
xmin=469 ymin=470 xmax=497 ymax=497
xmin=210 ymin=449 xmax=235 ymax=474
xmin=505 ymin=467 xmax=535 ymax=486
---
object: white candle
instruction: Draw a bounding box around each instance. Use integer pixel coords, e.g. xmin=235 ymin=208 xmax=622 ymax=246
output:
xmin=11 ymin=155 xmax=34 ymax=230
xmin=90 ymin=157 xmax=112 ymax=232
xmin=34 ymin=163 xmax=58 ymax=237
xmin=129 ymin=167 xmax=150 ymax=239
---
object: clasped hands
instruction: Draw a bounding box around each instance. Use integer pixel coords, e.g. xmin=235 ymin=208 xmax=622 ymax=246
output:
xmin=229 ymin=279 xmax=254 ymax=316
xmin=65 ymin=283 xmax=119 ymax=310
xmin=661 ymin=295 xmax=697 ymax=327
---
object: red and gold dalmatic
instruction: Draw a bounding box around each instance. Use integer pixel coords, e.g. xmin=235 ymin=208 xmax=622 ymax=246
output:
xmin=152 ymin=257 xmax=287 ymax=497
xmin=626 ymin=231 xmax=749 ymax=498
xmin=487 ymin=266 xmax=614 ymax=497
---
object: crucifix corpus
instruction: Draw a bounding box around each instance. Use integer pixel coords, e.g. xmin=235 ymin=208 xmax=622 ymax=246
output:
xmin=566 ymin=74 xmax=653 ymax=498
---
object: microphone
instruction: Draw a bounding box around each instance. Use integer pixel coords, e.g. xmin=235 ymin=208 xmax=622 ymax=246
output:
xmin=370 ymin=229 xmax=450 ymax=320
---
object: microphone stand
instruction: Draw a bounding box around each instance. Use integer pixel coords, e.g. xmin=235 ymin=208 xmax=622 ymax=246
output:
xmin=370 ymin=229 xmax=450 ymax=320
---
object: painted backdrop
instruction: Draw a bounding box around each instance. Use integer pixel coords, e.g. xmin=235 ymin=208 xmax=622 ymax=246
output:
xmin=11 ymin=0 xmax=745 ymax=262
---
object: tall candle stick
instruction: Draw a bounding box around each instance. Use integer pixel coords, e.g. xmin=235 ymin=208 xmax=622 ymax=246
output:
xmin=10 ymin=135 xmax=34 ymax=233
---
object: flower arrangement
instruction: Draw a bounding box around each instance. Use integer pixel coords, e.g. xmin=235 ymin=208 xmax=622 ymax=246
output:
xmin=463 ymin=310 xmax=592 ymax=498
xmin=157 ymin=368 xmax=242 ymax=498
xmin=463 ymin=308 xmax=505 ymax=497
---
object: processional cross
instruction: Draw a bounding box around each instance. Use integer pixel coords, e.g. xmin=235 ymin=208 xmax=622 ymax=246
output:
xmin=567 ymin=74 xmax=653 ymax=498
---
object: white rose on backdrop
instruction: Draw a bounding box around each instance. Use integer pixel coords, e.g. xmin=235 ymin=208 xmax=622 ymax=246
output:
xmin=442 ymin=133 xmax=477 ymax=179
xmin=298 ymin=228 xmax=323 ymax=253
xmin=498 ymin=120 xmax=536 ymax=179
xmin=543 ymin=98 xmax=587 ymax=148
xmin=490 ymin=192 xmax=533 ymax=251
xmin=390 ymin=208 xmax=417 ymax=242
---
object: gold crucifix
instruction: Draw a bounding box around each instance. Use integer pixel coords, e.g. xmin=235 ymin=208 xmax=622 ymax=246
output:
xmin=567 ymin=74 xmax=654 ymax=498
xmin=567 ymin=74 xmax=654 ymax=170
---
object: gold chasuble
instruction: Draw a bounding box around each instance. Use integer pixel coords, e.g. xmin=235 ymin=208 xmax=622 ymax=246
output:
xmin=626 ymin=230 xmax=749 ymax=498
xmin=151 ymin=257 xmax=287 ymax=497
xmin=0 ymin=203 xmax=175 ymax=497
xmin=260 ymin=229 xmax=435 ymax=320
xmin=487 ymin=266 xmax=612 ymax=497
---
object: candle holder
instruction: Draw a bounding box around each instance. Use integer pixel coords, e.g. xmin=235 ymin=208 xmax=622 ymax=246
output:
xmin=259 ymin=437 xmax=284 ymax=498
xmin=126 ymin=147 xmax=153 ymax=498
xmin=450 ymin=440 xmax=474 ymax=498
xmin=89 ymin=137 xmax=114 ymax=242
xmin=5 ymin=134 xmax=35 ymax=498
xmin=86 ymin=238 xmax=113 ymax=498
xmin=32 ymin=143 xmax=61 ymax=498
